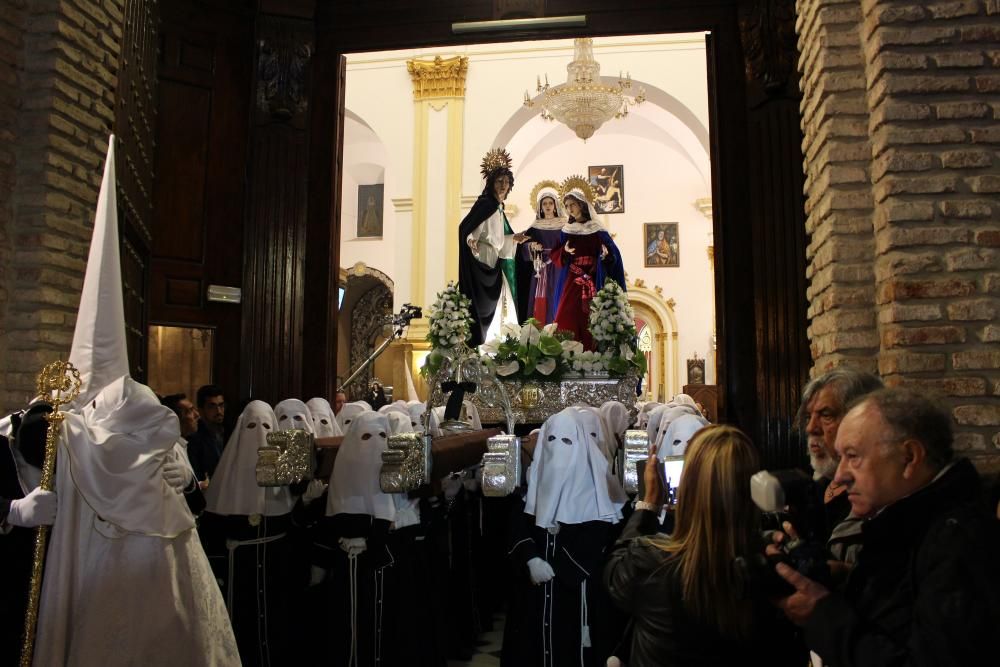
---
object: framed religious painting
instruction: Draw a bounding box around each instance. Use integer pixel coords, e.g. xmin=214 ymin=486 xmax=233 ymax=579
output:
xmin=588 ymin=164 xmax=624 ymax=214
xmin=644 ymin=223 xmax=680 ymax=267
xmin=357 ymin=183 xmax=384 ymax=237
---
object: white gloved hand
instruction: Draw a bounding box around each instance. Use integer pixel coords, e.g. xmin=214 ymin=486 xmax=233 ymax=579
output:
xmin=302 ymin=479 xmax=327 ymax=504
xmin=441 ymin=473 xmax=463 ymax=500
xmin=162 ymin=460 xmax=194 ymax=492
xmin=7 ymin=488 xmax=58 ymax=527
xmin=338 ymin=536 xmax=367 ymax=557
xmin=527 ymin=557 xmax=555 ymax=585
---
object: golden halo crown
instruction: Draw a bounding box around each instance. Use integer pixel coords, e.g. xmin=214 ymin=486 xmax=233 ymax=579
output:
xmin=559 ymin=175 xmax=595 ymax=205
xmin=529 ymin=179 xmax=563 ymax=209
xmin=480 ymin=148 xmax=513 ymax=179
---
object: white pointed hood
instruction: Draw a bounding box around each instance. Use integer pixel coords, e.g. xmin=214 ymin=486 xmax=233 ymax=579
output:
xmin=274 ymin=398 xmax=315 ymax=434
xmin=336 ymin=401 xmax=369 ymax=432
xmin=327 ymin=411 xmax=395 ymax=521
xmin=68 ymin=135 xmax=129 ymax=410
xmin=205 ymin=401 xmax=294 ymax=516
xmin=306 ymin=397 xmax=342 ymax=437
xmin=525 ymin=408 xmax=623 ymax=529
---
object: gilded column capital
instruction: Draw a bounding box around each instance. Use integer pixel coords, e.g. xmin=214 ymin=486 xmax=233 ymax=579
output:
xmin=407 ymin=55 xmax=469 ymax=100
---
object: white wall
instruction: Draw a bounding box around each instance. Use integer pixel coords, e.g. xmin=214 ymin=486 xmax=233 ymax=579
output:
xmin=340 ymin=34 xmax=717 ymax=382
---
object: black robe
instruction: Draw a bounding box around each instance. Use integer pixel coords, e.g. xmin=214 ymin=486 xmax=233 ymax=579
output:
xmin=458 ymin=193 xmax=515 ymax=346
xmin=501 ymin=500 xmax=619 ymax=667
xmin=198 ymin=511 xmax=296 ymax=667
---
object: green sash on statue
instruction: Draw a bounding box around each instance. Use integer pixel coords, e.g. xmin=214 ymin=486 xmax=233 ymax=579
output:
xmin=501 ymin=210 xmax=518 ymax=307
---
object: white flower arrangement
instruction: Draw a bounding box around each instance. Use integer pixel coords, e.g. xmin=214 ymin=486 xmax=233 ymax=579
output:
xmin=560 ymin=340 xmax=612 ymax=374
xmin=421 ymin=282 xmax=473 ymax=377
xmin=586 ymin=280 xmax=647 ymax=376
xmin=481 ymin=318 xmax=568 ymax=379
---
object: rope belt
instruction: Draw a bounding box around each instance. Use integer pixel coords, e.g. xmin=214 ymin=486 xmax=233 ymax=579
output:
xmin=224 ymin=532 xmax=286 ymax=616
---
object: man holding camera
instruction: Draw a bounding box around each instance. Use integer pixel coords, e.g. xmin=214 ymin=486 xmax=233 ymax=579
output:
xmin=775 ymin=388 xmax=1000 ymax=666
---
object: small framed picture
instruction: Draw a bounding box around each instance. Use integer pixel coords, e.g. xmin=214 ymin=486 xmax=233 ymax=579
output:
xmin=357 ymin=183 xmax=384 ymax=238
xmin=587 ymin=165 xmax=624 ymax=214
xmin=643 ymin=223 xmax=679 ymax=268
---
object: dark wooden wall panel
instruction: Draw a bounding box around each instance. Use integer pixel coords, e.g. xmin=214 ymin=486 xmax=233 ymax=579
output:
xmin=114 ymin=0 xmax=159 ymax=381
xmin=239 ymin=13 xmax=313 ymax=404
xmin=151 ymin=0 xmax=253 ymax=400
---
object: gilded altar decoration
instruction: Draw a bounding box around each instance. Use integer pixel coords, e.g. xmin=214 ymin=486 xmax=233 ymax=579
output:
xmin=22 ymin=361 xmax=82 ymax=667
xmin=256 ymin=429 xmax=315 ymax=486
xmin=407 ymin=55 xmax=469 ymax=100
xmin=472 ymin=372 xmax=639 ymax=425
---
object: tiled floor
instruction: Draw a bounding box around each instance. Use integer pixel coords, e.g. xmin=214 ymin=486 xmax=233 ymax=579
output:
xmin=447 ymin=613 xmax=504 ymax=667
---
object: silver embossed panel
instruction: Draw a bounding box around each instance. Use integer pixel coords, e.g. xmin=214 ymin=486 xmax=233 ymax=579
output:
xmin=257 ymin=429 xmax=315 ymax=486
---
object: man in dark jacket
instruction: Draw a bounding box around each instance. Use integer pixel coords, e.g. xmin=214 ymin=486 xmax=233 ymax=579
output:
xmin=775 ymin=387 xmax=1000 ymax=667
xmin=795 ymin=369 xmax=883 ymax=543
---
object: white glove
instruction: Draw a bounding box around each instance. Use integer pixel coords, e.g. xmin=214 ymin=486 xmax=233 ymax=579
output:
xmin=338 ymin=536 xmax=367 ymax=557
xmin=441 ymin=473 xmax=463 ymax=500
xmin=527 ymin=557 xmax=555 ymax=585
xmin=302 ymin=479 xmax=327 ymax=504
xmin=7 ymin=488 xmax=57 ymax=527
xmin=162 ymin=460 xmax=194 ymax=492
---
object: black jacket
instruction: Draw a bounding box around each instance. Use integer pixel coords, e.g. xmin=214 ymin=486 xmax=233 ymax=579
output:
xmin=805 ymin=458 xmax=1000 ymax=667
xmin=604 ymin=509 xmax=800 ymax=667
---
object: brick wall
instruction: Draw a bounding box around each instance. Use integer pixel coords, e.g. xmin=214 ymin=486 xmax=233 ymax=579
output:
xmin=797 ymin=0 xmax=880 ymax=372
xmin=0 ymin=1 xmax=25 ymax=413
xmin=798 ymin=0 xmax=1000 ymax=462
xmin=0 ymin=0 xmax=122 ymax=413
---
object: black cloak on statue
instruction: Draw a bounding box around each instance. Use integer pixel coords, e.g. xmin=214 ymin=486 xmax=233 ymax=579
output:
xmin=458 ymin=169 xmax=517 ymax=346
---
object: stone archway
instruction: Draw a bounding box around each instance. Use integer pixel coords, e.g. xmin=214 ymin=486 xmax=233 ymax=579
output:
xmin=627 ymin=282 xmax=679 ymax=402
xmin=341 ymin=262 xmax=394 ymax=400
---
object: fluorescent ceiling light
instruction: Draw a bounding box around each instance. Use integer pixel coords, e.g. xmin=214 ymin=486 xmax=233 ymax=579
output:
xmin=452 ymin=15 xmax=587 ymax=35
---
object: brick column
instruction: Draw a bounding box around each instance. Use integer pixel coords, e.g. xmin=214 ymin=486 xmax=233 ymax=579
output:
xmin=798 ymin=0 xmax=1000 ymax=459
xmin=861 ymin=0 xmax=999 ymax=453
xmin=797 ymin=0 xmax=880 ymax=372
xmin=0 ymin=0 xmax=122 ymax=413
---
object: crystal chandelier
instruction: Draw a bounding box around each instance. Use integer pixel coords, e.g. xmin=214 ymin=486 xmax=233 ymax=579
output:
xmin=524 ymin=38 xmax=645 ymax=141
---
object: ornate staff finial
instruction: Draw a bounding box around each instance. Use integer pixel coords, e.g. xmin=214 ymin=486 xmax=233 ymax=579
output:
xmin=21 ymin=359 xmax=81 ymax=667
xmin=480 ymin=148 xmax=513 ymax=179
xmin=35 ymin=360 xmax=82 ymax=411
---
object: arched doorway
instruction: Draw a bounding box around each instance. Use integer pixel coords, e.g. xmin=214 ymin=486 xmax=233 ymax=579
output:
xmin=627 ymin=282 xmax=680 ymax=402
xmin=339 ymin=262 xmax=394 ymax=401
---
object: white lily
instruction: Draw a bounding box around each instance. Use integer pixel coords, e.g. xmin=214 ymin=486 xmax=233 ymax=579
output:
xmin=519 ymin=323 xmax=540 ymax=347
xmin=562 ymin=340 xmax=584 ymax=354
xmin=500 ymin=321 xmax=521 ymax=340
xmin=496 ymin=361 xmax=520 ymax=376
xmin=536 ymin=357 xmax=556 ymax=375
xmin=620 ymin=343 xmax=635 ymax=360
xmin=541 ymin=322 xmax=559 ymax=336
xmin=480 ymin=340 xmax=499 ymax=355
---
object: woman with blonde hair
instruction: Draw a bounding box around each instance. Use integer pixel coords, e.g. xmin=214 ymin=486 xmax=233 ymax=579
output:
xmin=604 ymin=424 xmax=798 ymax=666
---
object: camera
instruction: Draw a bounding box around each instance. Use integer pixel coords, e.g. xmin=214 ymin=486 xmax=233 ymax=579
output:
xmin=391 ymin=303 xmax=422 ymax=327
xmin=734 ymin=468 xmax=832 ymax=598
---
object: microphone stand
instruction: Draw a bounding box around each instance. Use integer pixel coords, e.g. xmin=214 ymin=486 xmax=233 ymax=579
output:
xmin=338 ymin=319 xmax=409 ymax=393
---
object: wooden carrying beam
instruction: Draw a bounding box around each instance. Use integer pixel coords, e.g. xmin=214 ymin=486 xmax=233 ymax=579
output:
xmin=314 ymin=428 xmax=502 ymax=492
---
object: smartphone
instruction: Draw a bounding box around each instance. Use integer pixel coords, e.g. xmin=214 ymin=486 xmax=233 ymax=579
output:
xmin=635 ymin=455 xmax=685 ymax=504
